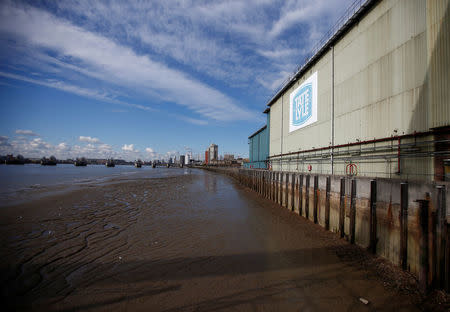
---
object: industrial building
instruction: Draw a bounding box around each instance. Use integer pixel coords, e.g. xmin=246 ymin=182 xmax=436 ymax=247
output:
xmin=245 ymin=111 xmax=270 ymax=169
xmin=251 ymin=0 xmax=449 ymax=181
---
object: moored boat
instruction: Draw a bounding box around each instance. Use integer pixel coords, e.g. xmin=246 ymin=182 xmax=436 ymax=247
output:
xmin=105 ymin=158 xmax=115 ymax=167
xmin=5 ymin=154 xmax=25 ymax=165
xmin=134 ymin=159 xmax=142 ymax=168
xmin=41 ymin=156 xmax=57 ymax=166
xmin=74 ymin=157 xmax=87 ymax=166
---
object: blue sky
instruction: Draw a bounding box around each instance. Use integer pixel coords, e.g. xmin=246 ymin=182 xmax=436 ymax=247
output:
xmin=0 ymin=0 xmax=353 ymax=161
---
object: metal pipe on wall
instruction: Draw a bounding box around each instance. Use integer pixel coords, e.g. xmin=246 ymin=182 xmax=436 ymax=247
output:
xmin=331 ymin=45 xmax=335 ymax=175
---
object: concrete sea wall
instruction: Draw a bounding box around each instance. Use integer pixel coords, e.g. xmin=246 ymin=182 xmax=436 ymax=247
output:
xmin=205 ymin=167 xmax=450 ymax=293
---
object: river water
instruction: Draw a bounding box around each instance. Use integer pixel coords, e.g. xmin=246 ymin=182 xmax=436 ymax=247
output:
xmin=0 ymin=168 xmax=419 ymax=311
xmin=0 ymin=164 xmax=189 ymax=205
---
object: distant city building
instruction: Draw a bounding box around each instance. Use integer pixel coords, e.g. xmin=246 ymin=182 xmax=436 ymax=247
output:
xmin=205 ymin=150 xmax=209 ymax=164
xmin=169 ymin=157 xmax=173 ymax=164
xmin=185 ymin=153 xmax=191 ymax=165
xmin=224 ymin=154 xmax=234 ymax=161
xmin=179 ymin=155 xmax=185 ymax=165
xmin=208 ymin=144 xmax=218 ymax=162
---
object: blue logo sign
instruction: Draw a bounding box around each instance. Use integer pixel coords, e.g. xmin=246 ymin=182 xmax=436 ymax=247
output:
xmin=292 ymin=83 xmax=312 ymax=126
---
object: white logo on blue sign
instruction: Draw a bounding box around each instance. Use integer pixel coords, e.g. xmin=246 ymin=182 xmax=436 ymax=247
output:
xmin=292 ymin=83 xmax=312 ymax=126
xmin=289 ymin=71 xmax=317 ymax=133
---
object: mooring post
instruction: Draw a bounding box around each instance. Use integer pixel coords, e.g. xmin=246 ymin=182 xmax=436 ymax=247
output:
xmin=370 ymin=180 xmax=378 ymax=254
xmin=313 ymin=176 xmax=319 ymax=224
xmin=299 ymin=175 xmax=303 ymax=216
xmin=339 ymin=178 xmax=345 ymax=238
xmin=291 ymin=174 xmax=296 ymax=212
xmin=349 ymin=179 xmax=356 ymax=244
xmin=416 ymin=199 xmax=430 ymax=294
xmin=285 ymin=173 xmax=289 ymax=208
xmin=325 ymin=176 xmax=331 ymax=231
xmin=305 ymin=175 xmax=310 ymax=220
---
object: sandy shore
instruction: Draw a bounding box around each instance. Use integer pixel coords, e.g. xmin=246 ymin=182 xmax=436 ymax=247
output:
xmin=0 ymin=170 xmax=431 ymax=311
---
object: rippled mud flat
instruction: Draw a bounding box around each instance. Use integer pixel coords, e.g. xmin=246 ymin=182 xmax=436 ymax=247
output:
xmin=1 ymin=171 xmax=421 ymax=311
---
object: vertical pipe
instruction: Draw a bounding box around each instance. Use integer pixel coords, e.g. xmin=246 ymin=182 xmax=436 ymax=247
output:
xmin=279 ymin=172 xmax=284 ymax=205
xmin=370 ymin=180 xmax=378 ymax=254
xmin=281 ymin=96 xmax=283 ymax=171
xmin=339 ymin=178 xmax=345 ymax=238
xmin=325 ymin=176 xmax=331 ymax=231
xmin=397 ymin=137 xmax=401 ymax=174
xmin=305 ymin=175 xmax=310 ymax=219
xmin=400 ymin=182 xmax=408 ymax=270
xmin=417 ymin=199 xmax=429 ymax=294
xmin=299 ymin=175 xmax=303 ymax=216
xmin=291 ymin=174 xmax=296 ymax=212
xmin=331 ymin=45 xmax=335 ymax=175
xmin=313 ymin=176 xmax=318 ymax=224
xmin=350 ymin=179 xmax=356 ymax=244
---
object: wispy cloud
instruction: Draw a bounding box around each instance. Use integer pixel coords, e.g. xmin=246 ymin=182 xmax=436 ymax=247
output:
xmin=15 ymin=129 xmax=39 ymax=136
xmin=0 ymin=2 xmax=257 ymax=121
xmin=79 ymin=136 xmax=101 ymax=144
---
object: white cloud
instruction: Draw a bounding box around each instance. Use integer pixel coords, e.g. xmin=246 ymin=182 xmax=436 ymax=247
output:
xmin=15 ymin=129 xmax=39 ymax=136
xmin=0 ymin=135 xmax=11 ymax=147
xmin=79 ymin=136 xmax=101 ymax=144
xmin=122 ymin=144 xmax=136 ymax=152
xmin=145 ymin=147 xmax=154 ymax=153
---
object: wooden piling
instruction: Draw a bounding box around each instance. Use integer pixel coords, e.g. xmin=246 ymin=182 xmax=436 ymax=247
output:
xmin=370 ymin=180 xmax=378 ymax=254
xmin=339 ymin=178 xmax=345 ymax=238
xmin=285 ymin=173 xmax=289 ymax=208
xmin=436 ymin=185 xmax=446 ymax=288
xmin=445 ymin=220 xmax=450 ymax=292
xmin=305 ymin=175 xmax=310 ymax=220
xmin=270 ymin=172 xmax=274 ymax=201
xmin=277 ymin=172 xmax=280 ymax=204
xmin=417 ymin=199 xmax=429 ymax=294
xmin=279 ymin=172 xmax=283 ymax=205
xmin=291 ymin=174 xmax=296 ymax=212
xmin=349 ymin=179 xmax=356 ymax=244
xmin=299 ymin=175 xmax=303 ymax=216
xmin=313 ymin=176 xmax=318 ymax=224
xmin=325 ymin=176 xmax=330 ymax=231
xmin=400 ymin=183 xmax=408 ymax=270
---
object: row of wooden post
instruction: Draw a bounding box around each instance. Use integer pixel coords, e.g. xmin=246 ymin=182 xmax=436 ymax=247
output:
xmin=237 ymin=168 xmax=449 ymax=293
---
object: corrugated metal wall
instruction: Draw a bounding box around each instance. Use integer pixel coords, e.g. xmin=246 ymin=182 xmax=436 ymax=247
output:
xmin=427 ymin=0 xmax=450 ymax=128
xmin=247 ymin=125 xmax=270 ymax=169
xmin=268 ymin=0 xmax=449 ymax=180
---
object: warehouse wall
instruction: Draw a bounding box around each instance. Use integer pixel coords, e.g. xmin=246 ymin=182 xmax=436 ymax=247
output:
xmin=269 ymin=0 xmax=449 ymax=180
